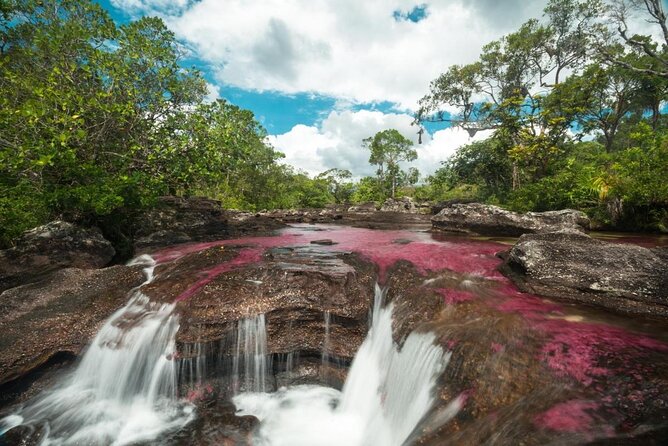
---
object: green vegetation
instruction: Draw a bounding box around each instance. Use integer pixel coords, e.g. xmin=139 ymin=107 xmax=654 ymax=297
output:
xmin=416 ymin=0 xmax=668 ymax=231
xmin=362 ymin=129 xmax=418 ymax=200
xmin=2 ymin=0 xmax=667 ymax=248
xmin=0 ymin=0 xmax=336 ymax=246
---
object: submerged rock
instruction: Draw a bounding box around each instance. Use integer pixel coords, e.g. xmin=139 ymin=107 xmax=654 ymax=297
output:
xmin=431 ymin=203 xmax=590 ymax=236
xmin=0 ymin=221 xmax=115 ymax=292
xmin=500 ymin=231 xmax=668 ymax=318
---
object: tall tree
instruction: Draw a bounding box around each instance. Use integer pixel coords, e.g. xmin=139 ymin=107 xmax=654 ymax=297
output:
xmin=362 ymin=129 xmax=417 ymax=199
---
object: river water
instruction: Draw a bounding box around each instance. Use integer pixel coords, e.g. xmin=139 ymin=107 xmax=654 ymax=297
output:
xmin=1 ymin=224 xmax=667 ymax=445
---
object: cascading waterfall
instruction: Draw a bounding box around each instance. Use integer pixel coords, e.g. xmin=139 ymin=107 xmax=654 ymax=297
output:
xmin=1 ymin=253 xmax=452 ymax=446
xmin=232 ymin=314 xmax=269 ymax=393
xmin=0 ymin=256 xmax=193 ymax=446
xmin=234 ymin=284 xmax=452 ymax=446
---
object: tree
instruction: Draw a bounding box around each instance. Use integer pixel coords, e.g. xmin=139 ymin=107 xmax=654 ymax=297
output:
xmin=553 ymin=62 xmax=640 ymax=152
xmin=602 ymin=0 xmax=668 ymax=78
xmin=0 ymin=0 xmax=289 ymax=245
xmin=362 ymin=129 xmax=417 ymax=199
xmin=316 ymin=168 xmax=354 ymax=204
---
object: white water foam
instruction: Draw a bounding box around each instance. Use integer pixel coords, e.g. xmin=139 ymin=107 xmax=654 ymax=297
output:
xmin=0 ymin=256 xmax=193 ymax=446
xmin=234 ymin=284 xmax=452 ymax=446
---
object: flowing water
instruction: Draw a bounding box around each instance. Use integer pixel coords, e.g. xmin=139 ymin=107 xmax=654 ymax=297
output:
xmin=232 ymin=314 xmax=270 ymax=393
xmin=1 ymin=251 xmax=449 ymax=445
xmin=0 ymin=256 xmax=194 ymax=445
xmin=233 ymin=285 xmax=451 ymax=446
xmin=6 ymin=224 xmax=660 ymax=444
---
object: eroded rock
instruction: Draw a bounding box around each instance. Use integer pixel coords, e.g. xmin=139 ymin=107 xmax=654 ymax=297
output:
xmin=500 ymin=231 xmax=668 ymax=318
xmin=380 ymin=197 xmax=431 ymax=214
xmin=142 ymin=244 xmax=376 ymax=390
xmin=431 ymin=203 xmax=590 ymax=236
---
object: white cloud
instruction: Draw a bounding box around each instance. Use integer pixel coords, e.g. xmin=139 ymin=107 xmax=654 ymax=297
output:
xmin=118 ymin=0 xmax=547 ymax=110
xmin=267 ymin=109 xmax=492 ymax=179
xmin=203 ymin=82 xmax=220 ymax=103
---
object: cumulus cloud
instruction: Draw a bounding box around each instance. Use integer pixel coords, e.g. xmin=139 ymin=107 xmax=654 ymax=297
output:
xmin=268 ymin=109 xmax=492 ymax=179
xmin=118 ymin=0 xmax=548 ymax=109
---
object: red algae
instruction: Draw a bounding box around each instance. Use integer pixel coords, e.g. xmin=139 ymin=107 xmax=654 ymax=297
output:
xmin=534 ymin=399 xmax=599 ymax=433
xmin=535 ymin=319 xmax=668 ymax=386
xmin=174 ymin=248 xmax=262 ymax=302
xmin=151 ymin=225 xmax=508 ymax=284
xmin=494 ymin=282 xmax=563 ymax=317
xmin=151 ymin=224 xmax=668 ymax=395
xmin=436 ymin=288 xmax=477 ymax=304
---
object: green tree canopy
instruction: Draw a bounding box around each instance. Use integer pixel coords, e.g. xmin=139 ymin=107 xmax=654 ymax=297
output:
xmin=362 ymin=129 xmax=417 ymax=199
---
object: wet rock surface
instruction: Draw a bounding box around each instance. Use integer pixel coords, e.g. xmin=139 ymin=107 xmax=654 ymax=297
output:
xmin=142 ymin=241 xmax=376 ymax=391
xmin=257 ymin=206 xmax=432 ymax=229
xmin=163 ymin=401 xmax=258 ymax=446
xmin=0 ymin=265 xmax=145 ymax=406
xmin=432 ymin=203 xmax=590 ymax=236
xmin=500 ymin=231 xmax=668 ymax=318
xmin=0 ymin=221 xmax=115 ymax=292
xmin=2 ymin=223 xmax=668 ymax=446
xmin=411 ymin=274 xmax=668 ymax=445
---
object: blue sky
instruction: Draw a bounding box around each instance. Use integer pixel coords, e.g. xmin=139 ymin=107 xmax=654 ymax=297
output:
xmin=96 ymin=0 xmax=549 ymax=177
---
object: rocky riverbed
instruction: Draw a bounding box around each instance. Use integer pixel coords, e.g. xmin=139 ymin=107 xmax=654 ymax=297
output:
xmin=1 ymin=200 xmax=667 ymax=445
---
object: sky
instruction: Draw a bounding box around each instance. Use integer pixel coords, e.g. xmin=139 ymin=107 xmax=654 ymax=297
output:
xmin=95 ymin=0 xmax=552 ymax=178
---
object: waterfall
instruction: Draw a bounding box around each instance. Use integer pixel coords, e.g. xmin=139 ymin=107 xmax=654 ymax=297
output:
xmin=0 ymin=256 xmax=193 ymax=445
xmin=232 ymin=314 xmax=269 ymax=393
xmin=322 ymin=310 xmax=331 ymax=367
xmin=234 ymin=284 xmax=452 ymax=446
xmin=321 ymin=310 xmax=331 ymax=383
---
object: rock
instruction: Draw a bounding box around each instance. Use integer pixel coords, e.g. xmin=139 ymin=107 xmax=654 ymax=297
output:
xmin=0 ymin=424 xmax=45 ymax=445
xmin=346 ymin=202 xmax=377 ymax=213
xmin=165 ymin=400 xmax=259 ymax=445
xmin=381 ymin=197 xmax=419 ymax=213
xmin=141 ymin=244 xmax=376 ymax=390
xmin=134 ymin=197 xmax=284 ymax=251
xmin=0 ymin=265 xmax=146 ymax=404
xmin=431 ymin=203 xmax=590 ymax=236
xmin=0 ymin=221 xmax=115 ymax=292
xmin=310 ymin=239 xmax=337 ymax=246
xmin=499 ymin=231 xmax=668 ymax=318
xmin=431 ymin=198 xmax=477 ymax=215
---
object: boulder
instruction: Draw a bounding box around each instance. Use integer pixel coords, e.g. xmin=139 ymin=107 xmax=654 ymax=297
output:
xmin=499 ymin=231 xmax=668 ymax=318
xmin=134 ymin=196 xmax=284 ymax=250
xmin=431 ymin=203 xmax=590 ymax=236
xmin=346 ymin=202 xmax=378 ymax=213
xmin=0 ymin=265 xmax=145 ymax=405
xmin=0 ymin=221 xmax=115 ymax=292
xmin=380 ymin=196 xmax=433 ymax=214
